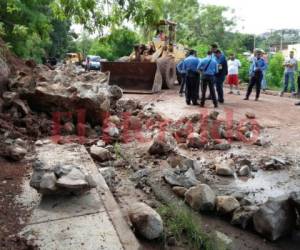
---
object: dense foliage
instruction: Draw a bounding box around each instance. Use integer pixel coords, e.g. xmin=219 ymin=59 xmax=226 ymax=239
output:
xmin=1 ymin=0 xmax=299 ymax=89
xmin=266 ymin=53 xmax=285 ymax=89
xmin=89 ymin=28 xmax=140 ymax=61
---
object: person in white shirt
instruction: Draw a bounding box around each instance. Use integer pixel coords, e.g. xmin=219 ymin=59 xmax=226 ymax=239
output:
xmin=227 ymin=53 xmax=241 ymax=95
xmin=280 ymin=51 xmax=298 ymax=96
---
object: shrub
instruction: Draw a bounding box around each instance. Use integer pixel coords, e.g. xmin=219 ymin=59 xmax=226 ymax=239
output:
xmin=89 ymin=28 xmax=140 ymax=61
xmin=266 ymin=53 xmax=285 ymax=89
xmin=236 ymin=54 xmax=250 ymax=83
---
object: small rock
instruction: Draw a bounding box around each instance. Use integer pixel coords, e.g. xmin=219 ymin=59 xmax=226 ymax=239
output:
xmin=99 ymin=167 xmax=116 ymax=187
xmin=109 ymin=85 xmax=123 ymax=100
xmin=238 ymin=165 xmax=250 ymax=176
xmin=172 ymin=186 xmax=187 ymax=198
xmin=209 ymin=111 xmax=219 ymax=120
xmin=149 ymin=132 xmax=176 ymax=155
xmin=163 ymin=168 xmax=200 ymax=188
xmin=215 ymin=160 xmax=235 ymax=177
xmin=253 ymin=196 xmax=296 ymax=241
xmin=35 ymin=140 xmax=43 ymax=146
xmin=96 ymin=139 xmax=106 ymax=147
xmin=129 ymin=202 xmax=163 ymax=240
xmin=113 ymin=159 xmax=127 ymax=168
xmin=130 ymin=168 xmax=150 ymax=182
xmin=63 ymin=122 xmax=75 ymax=134
xmin=216 ymin=196 xmax=240 ymax=214
xmin=245 ymin=112 xmax=256 ymax=119
xmin=109 ymin=115 xmax=121 ymax=125
xmin=254 ymin=136 xmax=270 ymax=147
xmin=8 ymin=145 xmax=27 ymax=161
xmin=15 ymin=138 xmax=26 ymax=147
xmin=2 ymin=91 xmax=18 ymax=105
xmin=187 ymin=132 xmax=204 ymax=148
xmin=184 ymin=184 xmax=216 ymax=212
xmin=105 ymin=126 xmax=120 ymax=138
xmin=237 ymin=158 xmax=252 ymax=167
xmin=231 ymin=205 xmax=259 ymax=229
xmin=129 ymin=116 xmax=142 ymax=130
xmin=213 ymin=142 xmax=231 ymax=151
xmin=90 ymin=145 xmax=112 ymax=162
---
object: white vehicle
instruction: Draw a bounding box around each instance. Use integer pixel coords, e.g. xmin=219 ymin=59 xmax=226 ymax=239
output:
xmin=83 ymin=55 xmax=101 ymax=70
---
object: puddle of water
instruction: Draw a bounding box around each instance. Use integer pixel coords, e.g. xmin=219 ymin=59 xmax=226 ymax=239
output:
xmin=213 ymin=168 xmax=300 ymax=204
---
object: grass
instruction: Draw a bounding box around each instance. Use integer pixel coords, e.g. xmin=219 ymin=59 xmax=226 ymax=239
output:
xmin=158 ymin=203 xmax=215 ymax=250
xmin=113 ymin=142 xmax=122 ymax=160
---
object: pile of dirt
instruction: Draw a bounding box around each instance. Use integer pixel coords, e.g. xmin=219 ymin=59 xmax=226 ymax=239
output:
xmin=0 ymin=158 xmax=37 ymax=250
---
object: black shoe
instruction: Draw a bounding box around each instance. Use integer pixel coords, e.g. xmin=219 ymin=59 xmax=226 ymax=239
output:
xmin=214 ymin=104 xmax=218 ymax=108
xmin=200 ymin=103 xmax=205 ymax=107
xmin=255 ymin=98 xmax=259 ymax=101
xmin=219 ymin=100 xmax=224 ymax=104
xmin=186 ymin=101 xmax=191 ymax=105
xmin=295 ymin=102 xmax=300 ymax=106
xmin=243 ymin=97 xmax=249 ymax=100
xmin=192 ymin=101 xmax=199 ymax=105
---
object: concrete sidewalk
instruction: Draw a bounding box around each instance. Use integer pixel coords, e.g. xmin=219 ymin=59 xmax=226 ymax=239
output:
xmin=20 ymin=142 xmax=140 ymax=250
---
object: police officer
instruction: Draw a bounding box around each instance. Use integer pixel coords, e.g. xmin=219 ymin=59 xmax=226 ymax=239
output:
xmin=182 ymin=50 xmax=200 ymax=105
xmin=198 ymin=50 xmax=218 ymax=108
xmin=244 ymin=49 xmax=267 ymax=101
xmin=214 ymin=49 xmax=228 ymax=103
xmin=177 ymin=58 xmax=186 ymax=96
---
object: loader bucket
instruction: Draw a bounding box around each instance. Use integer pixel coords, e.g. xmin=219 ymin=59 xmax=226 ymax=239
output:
xmin=101 ymin=62 xmax=162 ymax=94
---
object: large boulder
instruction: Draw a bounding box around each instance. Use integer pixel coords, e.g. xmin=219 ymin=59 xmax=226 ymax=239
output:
xmin=30 ymin=160 xmax=96 ymax=195
xmin=148 ymin=132 xmax=176 ymax=155
xmin=23 ymin=73 xmax=122 ymax=126
xmin=253 ymin=196 xmax=296 ymax=241
xmin=128 ymin=202 xmax=163 ymax=240
xmin=184 ymin=184 xmax=216 ymax=212
xmin=216 ymin=196 xmax=240 ymax=215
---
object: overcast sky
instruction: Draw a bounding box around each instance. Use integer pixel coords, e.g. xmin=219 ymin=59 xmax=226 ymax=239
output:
xmin=201 ymin=0 xmax=300 ymax=34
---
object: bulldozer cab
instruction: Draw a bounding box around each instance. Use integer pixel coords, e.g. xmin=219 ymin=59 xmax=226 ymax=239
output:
xmin=154 ymin=20 xmax=177 ymax=45
xmin=101 ymin=20 xmax=186 ymax=94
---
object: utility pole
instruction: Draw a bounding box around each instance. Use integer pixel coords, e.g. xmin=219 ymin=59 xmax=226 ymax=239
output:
xmin=253 ymin=34 xmax=256 ymax=52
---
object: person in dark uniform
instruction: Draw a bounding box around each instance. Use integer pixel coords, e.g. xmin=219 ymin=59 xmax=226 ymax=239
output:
xmin=198 ymin=51 xmax=218 ymax=108
xmin=177 ymin=59 xmax=186 ymax=96
xmin=214 ymin=49 xmax=228 ymax=103
xmin=244 ymin=49 xmax=267 ymax=101
xmin=182 ymin=50 xmax=200 ymax=105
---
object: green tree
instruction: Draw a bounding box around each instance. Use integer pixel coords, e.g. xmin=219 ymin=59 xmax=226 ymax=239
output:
xmin=236 ymin=54 xmax=250 ymax=83
xmin=48 ymin=19 xmax=74 ymax=59
xmin=266 ymin=53 xmax=285 ymax=89
xmin=0 ymin=0 xmax=53 ymax=61
xmin=162 ymin=0 xmax=199 ymax=45
xmin=89 ymin=28 xmax=140 ymax=61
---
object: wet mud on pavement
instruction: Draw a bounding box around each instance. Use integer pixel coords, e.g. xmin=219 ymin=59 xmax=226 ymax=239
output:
xmin=123 ymin=87 xmax=300 ymax=250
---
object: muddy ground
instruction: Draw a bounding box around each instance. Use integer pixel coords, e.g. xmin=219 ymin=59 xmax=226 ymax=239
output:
xmin=107 ymin=87 xmax=300 ymax=250
xmin=0 ymin=158 xmax=36 ymax=250
xmin=2 ymin=82 xmax=300 ymax=250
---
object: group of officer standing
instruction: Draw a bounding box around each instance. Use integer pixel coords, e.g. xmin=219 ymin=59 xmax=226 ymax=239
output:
xmin=177 ymin=43 xmax=267 ymax=108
